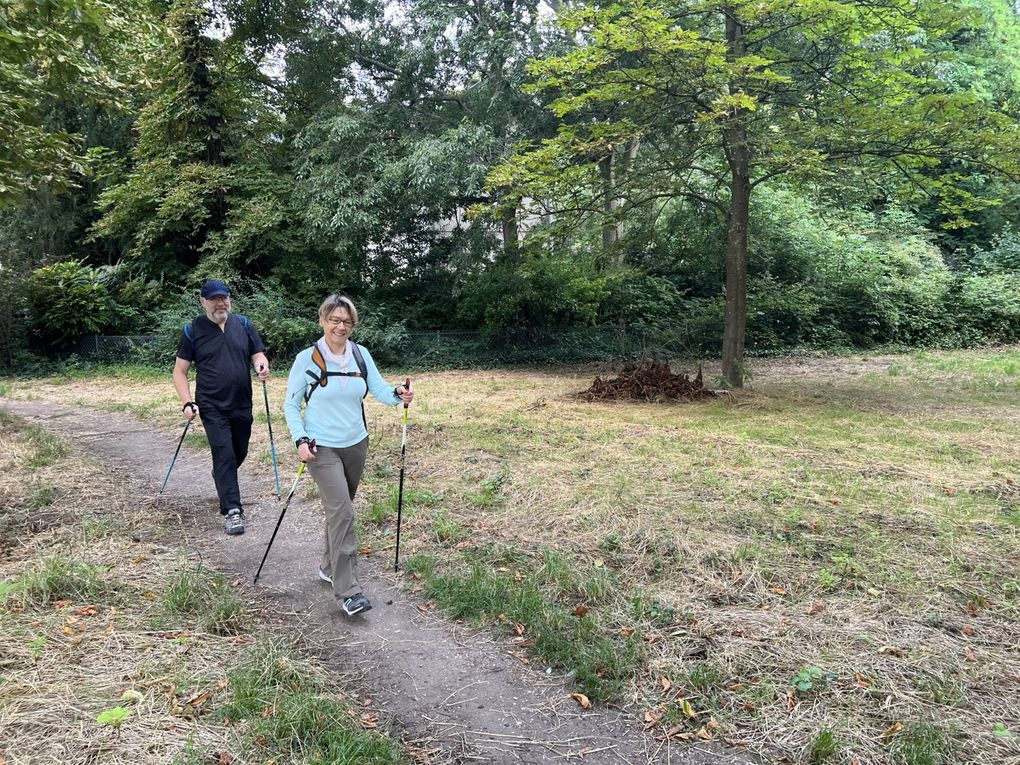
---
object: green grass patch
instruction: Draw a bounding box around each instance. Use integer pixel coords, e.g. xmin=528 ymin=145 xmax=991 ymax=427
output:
xmin=809 ymin=729 xmax=841 ymax=762
xmin=222 ymin=641 xmax=406 ymax=764
xmin=367 ymin=486 xmax=440 ymax=524
xmin=19 ymin=556 xmax=109 ymax=606
xmin=161 ymin=565 xmax=246 ymax=635
xmin=185 ymin=430 xmax=210 ymax=450
xmin=403 ymin=547 xmax=640 ymax=702
xmin=24 ymin=425 xmax=67 ymax=468
xmin=888 ymin=720 xmax=957 ymax=765
xmin=28 ymin=484 xmax=57 ymax=510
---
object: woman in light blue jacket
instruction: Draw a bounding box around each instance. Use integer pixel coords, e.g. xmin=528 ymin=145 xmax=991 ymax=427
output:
xmin=284 ymin=294 xmax=413 ymax=617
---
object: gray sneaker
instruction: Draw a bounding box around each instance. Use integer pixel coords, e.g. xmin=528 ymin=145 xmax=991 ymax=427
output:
xmin=340 ymin=593 xmax=372 ymax=616
xmin=224 ymin=508 xmax=245 ymax=535
xmin=318 ymin=569 xmax=332 ymax=584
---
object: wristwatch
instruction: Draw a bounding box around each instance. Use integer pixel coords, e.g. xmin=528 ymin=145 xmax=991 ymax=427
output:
xmin=295 ymin=436 xmax=311 ymax=448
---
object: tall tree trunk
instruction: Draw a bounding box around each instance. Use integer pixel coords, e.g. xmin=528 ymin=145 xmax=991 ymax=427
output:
xmin=721 ymin=129 xmax=750 ymax=388
xmin=721 ymin=8 xmax=750 ymax=388
xmin=600 ymin=138 xmax=639 ymax=260
xmin=501 ymin=203 xmax=520 ymax=259
xmin=600 ymin=150 xmax=621 ymax=249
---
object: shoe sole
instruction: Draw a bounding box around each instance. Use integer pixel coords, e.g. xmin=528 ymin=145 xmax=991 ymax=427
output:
xmin=341 ymin=602 xmax=372 ymax=617
xmin=225 ymin=527 xmax=245 ymax=535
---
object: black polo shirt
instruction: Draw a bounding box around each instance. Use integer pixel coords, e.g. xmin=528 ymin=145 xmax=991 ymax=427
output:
xmin=177 ymin=313 xmax=265 ymax=411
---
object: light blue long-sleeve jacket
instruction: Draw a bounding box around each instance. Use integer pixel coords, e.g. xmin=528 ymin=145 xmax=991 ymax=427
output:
xmin=283 ymin=343 xmax=400 ymax=449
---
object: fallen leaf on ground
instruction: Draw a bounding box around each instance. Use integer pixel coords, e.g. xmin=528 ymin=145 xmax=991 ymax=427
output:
xmin=881 ymin=722 xmax=903 ymax=739
xmin=75 ymin=605 xmax=99 ymax=617
xmin=358 ymin=545 xmax=372 ymax=554
xmin=644 ymin=707 xmax=664 ymax=729
xmin=643 ymin=634 xmax=662 ymax=644
xmin=679 ymin=699 xmax=697 ymax=719
xmin=573 ymin=605 xmax=589 ymax=617
xmin=804 ymin=602 xmax=824 ymax=615
xmin=183 ymin=691 xmax=210 ymax=707
xmin=660 ymin=676 xmax=672 ymax=692
xmin=454 ymin=541 xmax=472 ymax=550
xmin=665 ymin=725 xmax=695 ymax=741
xmin=620 ymin=627 xmax=635 ymax=637
xmin=131 ymin=555 xmax=147 ymax=564
xmin=965 ymin=647 xmax=978 ymax=662
xmin=569 ymin=692 xmax=592 ymax=709
xmin=215 ymin=752 xmax=233 ymax=764
xmin=360 ymin=711 xmax=380 ymax=729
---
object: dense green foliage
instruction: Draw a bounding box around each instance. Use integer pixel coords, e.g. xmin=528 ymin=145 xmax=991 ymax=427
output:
xmin=1 ymin=0 xmax=1019 ymax=367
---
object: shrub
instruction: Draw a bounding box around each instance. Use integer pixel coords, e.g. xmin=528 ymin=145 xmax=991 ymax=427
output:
xmin=457 ymin=253 xmax=607 ymax=330
xmin=948 ymin=272 xmax=1020 ymax=346
xmin=26 ymin=260 xmax=110 ymax=347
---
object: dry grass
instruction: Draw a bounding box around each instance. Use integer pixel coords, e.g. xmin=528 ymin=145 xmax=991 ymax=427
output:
xmin=4 ymin=348 xmax=1020 ymax=764
xmin=0 ymin=409 xmax=407 ymax=765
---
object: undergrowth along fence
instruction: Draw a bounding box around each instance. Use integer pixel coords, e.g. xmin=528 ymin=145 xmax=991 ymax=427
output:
xmin=66 ymin=326 xmax=700 ymax=368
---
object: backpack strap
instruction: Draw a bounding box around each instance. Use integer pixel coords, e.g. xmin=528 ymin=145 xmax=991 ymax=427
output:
xmin=304 ymin=344 xmax=328 ymax=404
xmin=350 ymin=341 xmax=368 ymax=431
xmin=303 ymin=342 xmax=369 ymax=413
xmin=350 ymin=342 xmax=368 ymax=401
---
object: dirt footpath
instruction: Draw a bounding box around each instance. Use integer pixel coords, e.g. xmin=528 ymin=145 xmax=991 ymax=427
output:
xmin=1 ymin=397 xmax=757 ymax=765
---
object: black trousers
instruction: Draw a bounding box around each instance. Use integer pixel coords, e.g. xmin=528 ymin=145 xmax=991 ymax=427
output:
xmin=199 ymin=404 xmax=253 ymax=514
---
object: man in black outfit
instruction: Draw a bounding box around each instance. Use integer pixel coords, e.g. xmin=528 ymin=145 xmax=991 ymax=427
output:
xmin=172 ymin=280 xmax=270 ymax=535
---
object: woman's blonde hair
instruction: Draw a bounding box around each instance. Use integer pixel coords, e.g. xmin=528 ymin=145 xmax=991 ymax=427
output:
xmin=317 ymin=293 xmax=358 ymax=326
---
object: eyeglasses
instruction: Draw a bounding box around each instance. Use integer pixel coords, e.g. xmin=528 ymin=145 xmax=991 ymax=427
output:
xmin=326 ymin=318 xmax=354 ymax=328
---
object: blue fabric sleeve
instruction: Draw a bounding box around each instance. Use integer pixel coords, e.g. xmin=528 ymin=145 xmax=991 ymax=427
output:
xmin=283 ymin=348 xmax=313 ymax=445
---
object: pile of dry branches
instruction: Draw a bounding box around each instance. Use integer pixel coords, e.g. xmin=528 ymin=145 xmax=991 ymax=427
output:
xmin=578 ymin=360 xmax=716 ymax=402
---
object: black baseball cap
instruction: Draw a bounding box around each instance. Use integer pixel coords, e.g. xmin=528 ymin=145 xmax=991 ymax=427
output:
xmin=201 ymin=279 xmax=231 ymax=299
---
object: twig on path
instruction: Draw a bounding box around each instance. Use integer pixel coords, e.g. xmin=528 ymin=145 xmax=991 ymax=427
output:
xmin=440 ymin=679 xmax=487 ymax=707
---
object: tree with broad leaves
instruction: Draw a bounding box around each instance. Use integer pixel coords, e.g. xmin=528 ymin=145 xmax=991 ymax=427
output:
xmin=490 ymin=0 xmax=1020 ymax=386
xmin=0 ymin=0 xmax=160 ymax=206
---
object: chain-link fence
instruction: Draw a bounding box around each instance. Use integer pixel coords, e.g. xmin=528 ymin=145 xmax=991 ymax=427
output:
xmin=67 ymin=326 xmax=700 ymax=368
xmin=67 ymin=334 xmax=164 ymax=363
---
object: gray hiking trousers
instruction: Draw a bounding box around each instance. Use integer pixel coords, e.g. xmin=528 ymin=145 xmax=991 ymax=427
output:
xmin=306 ymin=438 xmax=369 ymax=600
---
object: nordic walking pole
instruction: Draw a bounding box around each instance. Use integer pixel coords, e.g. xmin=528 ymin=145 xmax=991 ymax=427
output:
xmin=260 ymin=365 xmax=282 ymax=499
xmin=394 ymin=378 xmax=411 ymax=573
xmin=160 ymin=420 xmax=191 ymax=493
xmin=253 ymin=442 xmax=313 ymax=584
